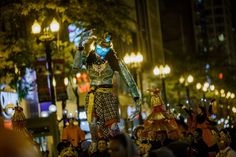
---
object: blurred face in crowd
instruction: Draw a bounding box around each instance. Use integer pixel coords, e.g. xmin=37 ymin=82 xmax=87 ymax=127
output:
xmin=68 ymin=119 xmax=74 ymax=125
xmin=218 ymin=140 xmax=227 ymax=150
xmin=138 ymin=143 xmax=151 ymax=155
xmin=136 ymin=128 xmax=144 ymax=139
xmin=197 ymin=107 xmax=202 ymax=114
xmin=193 ymin=130 xmax=200 ymax=139
xmin=217 ymin=130 xmax=231 ymax=150
xmin=60 ymin=148 xmax=77 ymax=157
xmin=109 ymin=139 xmax=127 ymax=157
xmin=138 ymin=144 xmax=146 ymax=155
xmin=168 ymin=131 xmax=179 ymax=141
xmin=156 ymin=133 xmax=164 ymax=141
xmin=97 ymin=139 xmax=107 ymax=152
xmin=187 ymin=133 xmax=194 ymax=144
xmin=219 ymin=131 xmax=229 ymax=142
xmin=148 ymin=131 xmax=157 ymax=141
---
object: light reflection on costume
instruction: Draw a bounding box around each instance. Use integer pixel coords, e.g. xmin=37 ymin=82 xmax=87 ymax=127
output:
xmin=72 ymin=32 xmax=140 ymax=141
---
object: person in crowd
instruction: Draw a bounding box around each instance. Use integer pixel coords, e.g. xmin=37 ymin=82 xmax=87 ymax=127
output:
xmin=0 ymin=128 xmax=41 ymax=157
xmin=62 ymin=118 xmax=85 ymax=148
xmin=57 ymin=140 xmax=71 ymax=155
xmin=166 ymin=141 xmax=189 ymax=157
xmin=216 ymin=129 xmax=236 ymax=157
xmin=132 ymin=125 xmax=145 ymax=146
xmin=77 ymin=140 xmax=91 ymax=157
xmin=166 ymin=130 xmax=178 ymax=145
xmin=142 ymin=88 xmax=180 ymax=150
xmin=109 ymin=132 xmax=138 ymax=157
xmin=42 ymin=150 xmax=49 ymax=157
xmin=138 ymin=140 xmax=151 ymax=157
xmin=208 ymin=128 xmax=219 ymax=157
xmin=177 ymin=131 xmax=187 ymax=143
xmin=225 ymin=128 xmax=236 ymax=151
xmin=60 ymin=146 xmax=78 ymax=157
xmin=191 ymin=128 xmax=209 ymax=157
xmin=148 ymin=146 xmax=176 ymax=157
xmin=147 ymin=131 xmax=162 ymax=151
xmin=186 ymin=132 xmax=194 ymax=145
xmin=196 ymin=106 xmax=219 ymax=156
xmin=91 ymin=138 xmax=110 ymax=157
xmin=192 ymin=106 xmax=216 ymax=148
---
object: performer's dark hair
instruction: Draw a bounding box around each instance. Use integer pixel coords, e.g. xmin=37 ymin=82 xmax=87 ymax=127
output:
xmin=109 ymin=132 xmax=138 ymax=157
xmin=97 ymin=137 xmax=108 ymax=144
xmin=196 ymin=106 xmax=207 ymax=124
xmin=110 ymin=133 xmax=128 ymax=148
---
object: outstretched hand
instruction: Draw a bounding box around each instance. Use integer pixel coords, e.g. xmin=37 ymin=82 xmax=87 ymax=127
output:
xmin=129 ymin=98 xmax=142 ymax=120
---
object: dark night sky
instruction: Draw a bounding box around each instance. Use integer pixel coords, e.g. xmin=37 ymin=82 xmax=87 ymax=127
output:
xmin=231 ymin=0 xmax=236 ymax=28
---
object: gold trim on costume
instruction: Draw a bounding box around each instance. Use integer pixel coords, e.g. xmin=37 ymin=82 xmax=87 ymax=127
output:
xmin=87 ymin=87 xmax=113 ymax=123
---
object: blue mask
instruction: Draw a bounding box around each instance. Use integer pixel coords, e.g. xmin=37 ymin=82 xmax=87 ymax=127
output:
xmin=95 ymin=44 xmax=110 ymax=60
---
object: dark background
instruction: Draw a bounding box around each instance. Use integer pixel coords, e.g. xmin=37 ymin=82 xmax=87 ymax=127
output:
xmin=231 ymin=0 xmax=236 ymax=28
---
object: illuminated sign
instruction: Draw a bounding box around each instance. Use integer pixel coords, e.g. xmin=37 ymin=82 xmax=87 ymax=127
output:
xmin=0 ymin=92 xmax=18 ymax=119
xmin=80 ymin=121 xmax=90 ymax=132
xmin=79 ymin=111 xmax=87 ymax=120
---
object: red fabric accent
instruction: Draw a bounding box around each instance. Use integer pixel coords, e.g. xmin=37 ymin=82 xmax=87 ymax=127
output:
xmin=4 ymin=120 xmax=12 ymax=129
xmin=105 ymin=119 xmax=118 ymax=127
xmin=153 ymin=105 xmax=165 ymax=112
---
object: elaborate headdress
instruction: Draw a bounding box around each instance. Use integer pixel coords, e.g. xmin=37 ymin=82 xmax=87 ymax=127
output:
xmin=94 ymin=32 xmax=113 ymax=60
xmin=96 ymin=32 xmax=112 ymax=48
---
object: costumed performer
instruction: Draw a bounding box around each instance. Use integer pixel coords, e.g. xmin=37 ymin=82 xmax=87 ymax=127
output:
xmin=142 ymin=88 xmax=180 ymax=150
xmin=72 ymin=31 xmax=141 ymax=141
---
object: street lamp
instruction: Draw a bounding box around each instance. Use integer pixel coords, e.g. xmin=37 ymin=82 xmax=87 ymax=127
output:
xmin=124 ymin=52 xmax=143 ymax=124
xmin=179 ymin=74 xmax=194 ymax=105
xmin=31 ymin=18 xmax=60 ymax=106
xmin=196 ymin=82 xmax=218 ymax=105
xmin=153 ymin=64 xmax=171 ymax=105
xmin=124 ymin=52 xmax=143 ymax=89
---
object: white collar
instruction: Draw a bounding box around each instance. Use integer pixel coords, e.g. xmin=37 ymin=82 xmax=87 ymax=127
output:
xmin=221 ymin=146 xmax=231 ymax=153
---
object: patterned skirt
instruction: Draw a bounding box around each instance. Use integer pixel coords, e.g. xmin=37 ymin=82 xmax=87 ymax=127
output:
xmin=85 ymin=92 xmax=120 ymax=126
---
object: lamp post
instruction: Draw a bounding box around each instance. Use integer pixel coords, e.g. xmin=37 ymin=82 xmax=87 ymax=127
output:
xmin=196 ymin=82 xmax=204 ymax=99
xmin=124 ymin=52 xmax=143 ymax=124
xmin=196 ymin=82 xmax=217 ymax=106
xmin=179 ymin=74 xmax=194 ymax=105
xmin=232 ymin=106 xmax=236 ymax=125
xmin=124 ymin=52 xmax=143 ymax=91
xmin=153 ymin=64 xmax=171 ymax=106
xmin=196 ymin=82 xmax=216 ymax=97
xmin=73 ymin=73 xmax=81 ymax=113
xmin=31 ymin=18 xmax=60 ymax=106
xmin=32 ymin=18 xmax=60 ymax=157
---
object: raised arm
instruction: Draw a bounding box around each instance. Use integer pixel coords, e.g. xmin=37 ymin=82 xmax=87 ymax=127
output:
xmin=118 ymin=59 xmax=142 ymax=119
xmin=72 ymin=47 xmax=87 ymax=73
xmin=72 ymin=29 xmax=96 ymax=73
